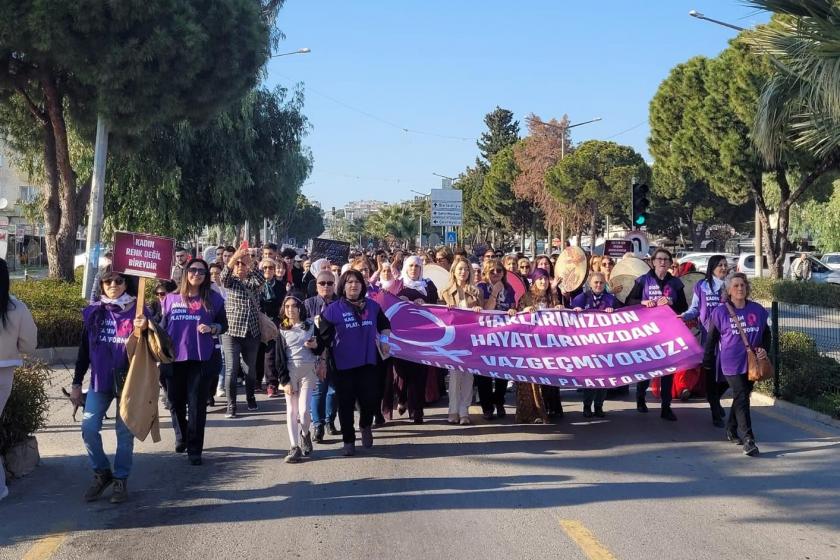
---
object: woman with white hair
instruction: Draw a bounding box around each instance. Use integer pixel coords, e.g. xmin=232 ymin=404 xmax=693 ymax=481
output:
xmin=305 ymin=258 xmax=330 ymax=298
xmin=392 ymin=256 xmax=439 ymax=423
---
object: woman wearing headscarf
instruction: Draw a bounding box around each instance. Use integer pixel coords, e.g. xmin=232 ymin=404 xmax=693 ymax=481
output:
xmin=317 ymin=270 xmax=392 ymax=456
xmin=682 ymin=255 xmax=730 ymax=427
xmin=625 ymin=248 xmax=688 ymax=421
xmin=440 ymin=256 xmax=484 ymax=424
xmin=369 ymin=261 xmax=402 ymax=295
xmin=392 ymin=255 xmax=439 ymax=423
xmin=475 ymin=258 xmax=517 ymax=420
xmin=516 ymin=268 xmax=564 ymax=423
xmin=71 ymin=268 xmax=150 ymax=504
xmin=305 ymin=258 xmax=330 ymax=298
xmin=571 ymin=271 xmax=621 ymax=418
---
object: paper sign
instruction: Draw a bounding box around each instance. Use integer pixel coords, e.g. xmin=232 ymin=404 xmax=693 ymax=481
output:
xmin=112 ymin=231 xmax=176 ymax=279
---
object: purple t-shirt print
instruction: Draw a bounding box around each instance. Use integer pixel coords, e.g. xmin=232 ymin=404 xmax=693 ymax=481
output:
xmin=322 ymin=298 xmax=383 ymax=370
xmin=163 ymin=291 xmax=225 ymax=362
xmin=709 ymin=301 xmax=769 ymax=376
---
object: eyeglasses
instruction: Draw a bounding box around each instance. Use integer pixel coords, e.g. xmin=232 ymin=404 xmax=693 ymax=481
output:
xmin=234 ymin=260 xmax=246 ymax=266
xmin=654 ymin=257 xmax=671 ymax=263
xmin=155 ymin=291 xmax=167 ymax=297
xmin=601 ymin=261 xmax=614 ymax=267
xmin=102 ymin=277 xmax=125 ymax=286
xmin=261 ymin=266 xmax=276 ymax=271
xmin=317 ymin=281 xmax=335 ymax=286
xmin=188 ymin=268 xmax=207 ymax=276
xmin=491 ymin=268 xmax=504 ymax=274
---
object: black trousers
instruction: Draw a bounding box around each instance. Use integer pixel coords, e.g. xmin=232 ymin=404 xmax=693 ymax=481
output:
xmin=166 ymin=360 xmax=213 ymax=457
xmin=726 ymin=373 xmax=755 ymax=440
xmin=636 ymin=375 xmax=673 ymax=406
xmin=583 ymin=388 xmax=606 ymax=408
xmin=475 ymin=376 xmax=508 ymax=413
xmin=705 ymin=366 xmax=730 ymax=419
xmin=394 ymin=359 xmax=427 ymax=420
xmin=334 ymin=365 xmax=380 ymax=444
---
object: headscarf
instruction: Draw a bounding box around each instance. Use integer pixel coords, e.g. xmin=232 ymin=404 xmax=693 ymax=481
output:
xmin=309 ymin=258 xmax=329 ymax=278
xmin=100 ymin=293 xmax=137 ymax=312
xmin=400 ymin=255 xmax=428 ymax=296
xmin=530 ymin=267 xmax=551 ymax=282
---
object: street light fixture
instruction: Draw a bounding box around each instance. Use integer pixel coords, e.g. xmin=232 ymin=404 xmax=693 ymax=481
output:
xmin=688 ymin=10 xmax=745 ymax=32
xmin=271 ymin=47 xmax=311 ymax=58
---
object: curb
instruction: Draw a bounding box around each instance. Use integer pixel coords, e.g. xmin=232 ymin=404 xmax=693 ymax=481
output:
xmin=752 ymin=391 xmax=840 ymax=431
xmin=31 ymin=347 xmax=78 ymax=366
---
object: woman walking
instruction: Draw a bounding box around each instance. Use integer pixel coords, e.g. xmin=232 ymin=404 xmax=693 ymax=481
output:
xmin=267 ymin=294 xmax=319 ymax=463
xmin=571 ymin=272 xmax=620 ymax=418
xmin=0 ymin=259 xmax=38 ymax=501
xmin=440 ymin=256 xmax=484 ymax=424
xmin=161 ymin=258 xmax=227 ymax=465
xmin=317 ymin=270 xmax=391 ymax=456
xmin=702 ymin=273 xmax=769 ymax=456
xmin=683 ymin=255 xmax=730 ymax=427
xmin=71 ymin=268 xmax=148 ymax=503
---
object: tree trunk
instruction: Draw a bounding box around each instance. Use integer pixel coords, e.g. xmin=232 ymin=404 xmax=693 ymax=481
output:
xmin=589 ymin=201 xmax=598 ymax=251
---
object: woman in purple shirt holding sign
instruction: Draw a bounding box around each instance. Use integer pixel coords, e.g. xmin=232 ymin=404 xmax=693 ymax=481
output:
xmin=161 ymin=258 xmax=228 ymax=465
xmin=317 ymin=269 xmax=391 ymax=457
xmin=625 ymin=248 xmax=687 ymax=421
xmin=702 ymin=273 xmax=770 ymax=457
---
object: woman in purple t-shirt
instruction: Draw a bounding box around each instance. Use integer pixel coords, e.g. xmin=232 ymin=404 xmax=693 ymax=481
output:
xmin=317 ymin=270 xmax=391 ymax=457
xmin=161 ymin=258 xmax=228 ymax=465
xmin=702 ymin=273 xmax=770 ymax=457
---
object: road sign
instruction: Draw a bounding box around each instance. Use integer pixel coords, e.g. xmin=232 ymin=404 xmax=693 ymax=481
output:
xmin=624 ymin=232 xmax=650 ymax=258
xmin=112 ymin=231 xmax=176 ymax=280
xmin=445 ymin=230 xmax=457 ymax=244
xmin=604 ymin=239 xmax=634 ymax=258
xmin=431 ymin=188 xmax=462 ymax=226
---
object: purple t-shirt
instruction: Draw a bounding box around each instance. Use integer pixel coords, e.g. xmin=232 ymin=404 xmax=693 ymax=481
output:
xmin=695 ymin=279 xmax=724 ymax=331
xmin=321 ymin=298 xmax=383 ymax=371
xmin=163 ymin=291 xmax=226 ymax=362
xmin=82 ymin=303 xmax=148 ymax=393
xmin=709 ymin=301 xmax=769 ymax=376
xmin=477 ymin=281 xmax=516 ymax=311
xmin=570 ymin=291 xmax=619 ymax=311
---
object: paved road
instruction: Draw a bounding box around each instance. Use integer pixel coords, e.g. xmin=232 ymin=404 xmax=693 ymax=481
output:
xmin=1 ymin=365 xmax=839 ymax=560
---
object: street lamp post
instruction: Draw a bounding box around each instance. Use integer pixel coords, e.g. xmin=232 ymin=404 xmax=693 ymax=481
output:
xmin=411 ymin=189 xmax=429 ymax=248
xmin=271 ymin=48 xmax=311 ymax=58
xmin=688 ymin=10 xmax=762 ymax=278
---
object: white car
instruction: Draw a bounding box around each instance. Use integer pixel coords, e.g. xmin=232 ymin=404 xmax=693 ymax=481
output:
xmin=736 ymin=253 xmax=840 ymax=283
xmin=679 ymin=252 xmax=738 ymax=273
xmin=820 ymin=252 xmax=840 ymax=271
xmin=74 ymin=253 xmax=111 ymax=270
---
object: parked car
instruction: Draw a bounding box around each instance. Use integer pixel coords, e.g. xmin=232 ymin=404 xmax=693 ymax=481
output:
xmin=73 ymin=253 xmax=111 ymax=270
xmin=679 ymin=252 xmax=738 ymax=273
xmin=736 ymin=253 xmax=840 ymax=283
xmin=820 ymin=252 xmax=840 ymax=271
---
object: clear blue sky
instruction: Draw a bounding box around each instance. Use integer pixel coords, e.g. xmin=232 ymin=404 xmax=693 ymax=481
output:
xmin=265 ymin=1 xmax=770 ymax=211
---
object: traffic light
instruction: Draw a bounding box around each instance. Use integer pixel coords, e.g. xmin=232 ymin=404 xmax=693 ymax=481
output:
xmin=632 ymin=183 xmax=649 ymax=228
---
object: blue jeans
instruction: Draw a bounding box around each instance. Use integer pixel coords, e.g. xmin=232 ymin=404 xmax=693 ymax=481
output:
xmin=310 ymin=377 xmax=337 ymax=427
xmin=81 ymin=390 xmax=134 ymax=479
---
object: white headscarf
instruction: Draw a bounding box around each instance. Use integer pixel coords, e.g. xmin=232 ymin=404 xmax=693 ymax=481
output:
xmin=400 ymin=255 xmax=428 ymax=296
xmin=310 ymin=258 xmax=329 ymax=278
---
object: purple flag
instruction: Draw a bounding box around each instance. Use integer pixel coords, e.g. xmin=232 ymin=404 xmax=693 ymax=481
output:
xmin=373 ymin=292 xmax=704 ymax=390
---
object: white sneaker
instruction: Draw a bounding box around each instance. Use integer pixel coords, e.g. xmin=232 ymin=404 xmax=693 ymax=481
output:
xmin=0 ymin=486 xmax=9 ymax=501
xmin=215 ymin=389 xmax=226 ymax=398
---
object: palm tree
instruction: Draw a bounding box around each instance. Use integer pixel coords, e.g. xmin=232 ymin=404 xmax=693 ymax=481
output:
xmin=747 ymin=0 xmax=840 ymax=164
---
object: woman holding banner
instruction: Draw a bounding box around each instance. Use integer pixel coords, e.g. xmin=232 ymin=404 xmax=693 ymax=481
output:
xmin=476 ymin=258 xmax=516 ymax=420
xmin=702 ymin=273 xmax=769 ymax=457
xmin=440 ymin=256 xmax=484 ymax=425
xmin=71 ymin=268 xmax=149 ymax=504
xmin=572 ymin=272 xmax=621 ymax=418
xmin=317 ymin=270 xmax=391 ymax=456
xmin=393 ymin=256 xmax=439 ymax=424
xmin=516 ymin=268 xmax=564 ymax=423
xmin=160 ymin=258 xmax=227 ymax=465
xmin=625 ymin=248 xmax=687 ymax=421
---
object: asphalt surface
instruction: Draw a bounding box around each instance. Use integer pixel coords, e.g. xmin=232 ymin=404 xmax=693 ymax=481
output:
xmin=1 ymin=366 xmax=838 ymax=560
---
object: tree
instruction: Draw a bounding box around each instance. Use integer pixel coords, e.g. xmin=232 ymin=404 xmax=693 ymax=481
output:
xmin=477 ymin=107 xmax=520 ymax=163
xmin=279 ymin=195 xmax=324 ymax=244
xmin=104 ymin=85 xmax=311 ymax=240
xmin=363 ymin=206 xmax=418 ymax=249
xmin=544 ymin=140 xmax=649 ymax=245
xmin=0 ymin=1 xmax=270 ymax=279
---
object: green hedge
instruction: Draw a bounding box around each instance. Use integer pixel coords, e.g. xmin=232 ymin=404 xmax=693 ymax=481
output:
xmin=0 ymin=360 xmax=51 ymax=454
xmin=755 ymin=331 xmax=840 ymax=419
xmin=11 ymin=277 xmax=86 ymax=348
xmin=751 ymin=278 xmax=840 ymax=308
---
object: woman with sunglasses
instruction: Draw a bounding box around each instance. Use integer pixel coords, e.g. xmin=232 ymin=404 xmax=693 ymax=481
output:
xmin=317 ymin=270 xmax=392 ymax=456
xmin=304 ymin=270 xmax=339 ymax=442
xmin=160 ymin=258 xmax=227 ymax=465
xmin=257 ymin=258 xmax=285 ymax=397
xmin=475 ymin=258 xmax=517 ymax=420
xmin=392 ymin=256 xmax=439 ymax=424
xmin=625 ymin=248 xmax=688 ymax=421
xmin=517 ymin=258 xmax=532 ymax=289
xmin=71 ymin=268 xmax=149 ymax=504
xmin=682 ymin=255 xmax=730 ymax=427
xmin=572 ymin=271 xmax=621 ymax=418
xmin=599 ymin=257 xmax=615 ymax=281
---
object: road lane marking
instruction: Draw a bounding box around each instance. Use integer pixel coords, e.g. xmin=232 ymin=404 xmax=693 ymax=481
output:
xmin=559 ymin=519 xmax=617 ymax=560
xmin=754 ymin=406 xmax=838 ymax=439
xmin=21 ymin=532 xmax=68 ymax=560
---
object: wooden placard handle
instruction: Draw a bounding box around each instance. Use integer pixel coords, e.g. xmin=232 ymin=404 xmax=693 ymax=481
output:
xmin=134 ymin=277 xmax=146 ymax=337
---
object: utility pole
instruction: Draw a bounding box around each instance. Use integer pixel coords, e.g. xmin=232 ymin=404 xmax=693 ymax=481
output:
xmin=81 ymin=115 xmax=109 ymax=299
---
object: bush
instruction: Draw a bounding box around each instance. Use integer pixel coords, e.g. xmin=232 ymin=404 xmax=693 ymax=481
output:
xmin=0 ymin=360 xmax=51 ymax=454
xmin=751 ymin=278 xmax=840 ymax=308
xmin=755 ymin=331 xmax=840 ymax=418
xmin=11 ymin=277 xmax=86 ymax=348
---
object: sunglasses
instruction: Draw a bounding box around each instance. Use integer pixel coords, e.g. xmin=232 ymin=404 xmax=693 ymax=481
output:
xmin=188 ymin=268 xmax=207 ymax=276
xmin=261 ymin=266 xmax=276 ymax=271
xmin=491 ymin=268 xmax=504 ymax=274
xmin=102 ymin=277 xmax=125 ymax=286
xmin=318 ymin=281 xmax=335 ymax=286
xmin=234 ymin=260 xmax=246 ymax=266
xmin=519 ymin=265 xmax=529 ymax=269
xmin=601 ymin=261 xmax=614 ymax=267
xmin=155 ymin=291 xmax=167 ymax=297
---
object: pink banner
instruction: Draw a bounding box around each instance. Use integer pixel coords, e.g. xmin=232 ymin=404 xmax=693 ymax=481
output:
xmin=373 ymin=292 xmax=703 ymax=389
